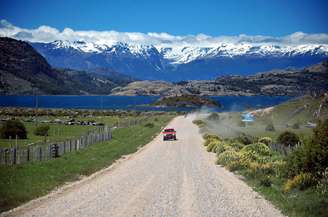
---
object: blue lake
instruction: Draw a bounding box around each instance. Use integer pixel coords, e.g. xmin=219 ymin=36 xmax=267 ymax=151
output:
xmin=0 ymin=95 xmax=292 ymax=112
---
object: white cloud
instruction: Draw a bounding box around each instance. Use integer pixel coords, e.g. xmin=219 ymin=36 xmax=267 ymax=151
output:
xmin=1 ymin=19 xmax=328 ymax=47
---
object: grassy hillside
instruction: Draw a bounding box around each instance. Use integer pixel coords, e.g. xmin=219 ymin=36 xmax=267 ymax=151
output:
xmin=199 ymin=94 xmax=328 ymax=140
xmin=194 ymin=94 xmax=328 ymax=217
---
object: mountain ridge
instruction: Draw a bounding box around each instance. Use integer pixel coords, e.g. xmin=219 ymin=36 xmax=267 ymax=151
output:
xmin=31 ymin=40 xmax=328 ymax=81
xmin=0 ymin=37 xmax=128 ymax=95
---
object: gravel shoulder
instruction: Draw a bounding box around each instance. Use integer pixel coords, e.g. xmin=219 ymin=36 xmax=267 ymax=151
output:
xmin=2 ymin=115 xmax=285 ymax=217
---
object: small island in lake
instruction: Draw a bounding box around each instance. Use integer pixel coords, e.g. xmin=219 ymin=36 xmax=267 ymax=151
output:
xmin=152 ymin=95 xmax=221 ymax=108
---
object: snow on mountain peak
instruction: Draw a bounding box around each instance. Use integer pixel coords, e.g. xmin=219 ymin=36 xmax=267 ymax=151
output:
xmin=49 ymin=40 xmax=328 ymax=64
xmin=158 ymin=43 xmax=328 ymax=64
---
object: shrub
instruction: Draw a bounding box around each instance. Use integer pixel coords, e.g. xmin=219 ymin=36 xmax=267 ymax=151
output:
xmin=0 ymin=120 xmax=27 ymax=139
xmin=287 ymin=119 xmax=328 ymax=177
xmin=292 ymin=122 xmax=300 ymax=129
xmin=203 ymin=134 xmax=221 ymax=142
xmin=193 ymin=119 xmax=206 ymax=127
xmin=207 ymin=140 xmax=220 ymax=152
xmin=265 ymin=123 xmax=275 ymax=131
xmin=229 ymin=142 xmax=244 ymax=151
xmin=286 ymin=146 xmax=306 ymax=177
xmin=237 ymin=134 xmax=253 ymax=145
xmin=240 ymin=150 xmax=259 ymax=167
xmin=258 ymin=137 xmax=272 ymax=146
xmin=215 ymin=142 xmax=227 ymax=154
xmin=316 ymin=168 xmax=328 ymax=196
xmin=283 ymin=172 xmax=316 ymax=193
xmin=272 ymin=160 xmax=287 ymax=177
xmin=216 ymin=150 xmax=240 ymax=166
xmin=239 ymin=143 xmax=272 ymax=167
xmin=144 ymin=122 xmax=154 ymax=128
xmin=248 ymin=162 xmax=275 ymax=177
xmin=203 ymin=134 xmax=221 ymax=147
xmin=207 ymin=113 xmax=220 ymax=121
xmin=214 ymin=141 xmax=237 ymax=155
xmin=34 ymin=125 xmax=50 ymax=136
xmin=310 ymin=119 xmax=328 ymax=174
xmin=277 ymin=131 xmax=300 ymax=147
xmin=259 ymin=176 xmax=272 ymax=187
xmin=226 ymin=160 xmax=244 ymax=171
xmin=241 ymin=142 xmax=272 ymax=156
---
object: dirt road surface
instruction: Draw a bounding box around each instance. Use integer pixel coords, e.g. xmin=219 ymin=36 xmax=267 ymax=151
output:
xmin=3 ymin=116 xmax=284 ymax=217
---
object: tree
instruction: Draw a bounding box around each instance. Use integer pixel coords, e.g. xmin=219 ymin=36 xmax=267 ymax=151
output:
xmin=306 ymin=119 xmax=328 ymax=174
xmin=277 ymin=131 xmax=300 ymax=147
xmin=34 ymin=125 xmax=50 ymax=136
xmin=0 ymin=120 xmax=27 ymax=139
xmin=287 ymin=119 xmax=328 ymax=177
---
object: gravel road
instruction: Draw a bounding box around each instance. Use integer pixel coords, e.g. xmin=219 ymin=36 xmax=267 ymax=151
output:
xmin=4 ymin=116 xmax=285 ymax=217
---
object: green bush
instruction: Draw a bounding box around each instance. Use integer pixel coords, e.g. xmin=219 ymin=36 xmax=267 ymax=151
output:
xmin=215 ymin=142 xmax=227 ymax=154
xmin=144 ymin=122 xmax=154 ymax=128
xmin=272 ymin=160 xmax=287 ymax=177
xmin=265 ymin=123 xmax=275 ymax=131
xmin=239 ymin=143 xmax=272 ymax=167
xmin=283 ymin=172 xmax=316 ymax=192
xmin=259 ymin=176 xmax=272 ymax=187
xmin=214 ymin=141 xmax=237 ymax=154
xmin=277 ymin=131 xmax=300 ymax=147
xmin=0 ymin=119 xmax=27 ymax=139
xmin=237 ymin=134 xmax=253 ymax=145
xmin=229 ymin=142 xmax=244 ymax=151
xmin=207 ymin=140 xmax=220 ymax=152
xmin=216 ymin=150 xmax=240 ymax=166
xmin=258 ymin=137 xmax=272 ymax=146
xmin=241 ymin=142 xmax=272 ymax=156
xmin=34 ymin=125 xmax=50 ymax=136
xmin=310 ymin=119 xmax=328 ymax=174
xmin=292 ymin=122 xmax=300 ymax=129
xmin=193 ymin=119 xmax=206 ymax=127
xmin=316 ymin=168 xmax=328 ymax=196
xmin=286 ymin=146 xmax=306 ymax=177
xmin=287 ymin=119 xmax=328 ymax=177
xmin=207 ymin=113 xmax=220 ymax=121
xmin=226 ymin=160 xmax=244 ymax=171
xmin=248 ymin=162 xmax=275 ymax=177
xmin=203 ymin=134 xmax=221 ymax=142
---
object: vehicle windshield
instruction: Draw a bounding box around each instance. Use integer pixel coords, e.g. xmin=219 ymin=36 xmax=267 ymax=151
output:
xmin=164 ymin=129 xmax=175 ymax=132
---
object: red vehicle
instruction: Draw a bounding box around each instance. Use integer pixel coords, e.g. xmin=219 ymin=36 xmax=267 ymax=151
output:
xmin=163 ymin=128 xmax=177 ymax=141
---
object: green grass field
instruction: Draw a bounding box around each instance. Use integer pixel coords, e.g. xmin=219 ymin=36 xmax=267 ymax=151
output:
xmin=0 ymin=122 xmax=96 ymax=148
xmin=0 ymin=113 xmax=173 ymax=213
xmin=0 ymin=115 xmax=156 ymax=148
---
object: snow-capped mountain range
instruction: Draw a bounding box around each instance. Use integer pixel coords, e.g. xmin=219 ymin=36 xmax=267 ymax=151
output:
xmin=31 ymin=40 xmax=328 ymax=81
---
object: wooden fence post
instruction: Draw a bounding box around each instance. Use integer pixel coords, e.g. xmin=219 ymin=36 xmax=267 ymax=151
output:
xmin=38 ymin=146 xmax=41 ymax=161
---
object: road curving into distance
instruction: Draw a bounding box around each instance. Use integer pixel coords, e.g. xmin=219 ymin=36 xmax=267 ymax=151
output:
xmin=3 ymin=115 xmax=284 ymax=217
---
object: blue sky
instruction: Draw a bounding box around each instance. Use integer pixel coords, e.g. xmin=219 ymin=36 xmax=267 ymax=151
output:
xmin=1 ymin=0 xmax=327 ymax=36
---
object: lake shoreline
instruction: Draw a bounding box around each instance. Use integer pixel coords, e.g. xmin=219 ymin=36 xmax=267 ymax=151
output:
xmin=0 ymin=95 xmax=292 ymax=112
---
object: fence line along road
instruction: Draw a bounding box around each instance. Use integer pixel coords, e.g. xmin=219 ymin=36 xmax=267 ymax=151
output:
xmin=0 ymin=117 xmax=150 ymax=165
